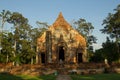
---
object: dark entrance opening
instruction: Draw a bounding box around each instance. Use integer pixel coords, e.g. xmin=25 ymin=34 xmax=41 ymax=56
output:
xmin=59 ymin=46 xmax=65 ymax=61
xmin=78 ymin=53 xmax=83 ymax=63
xmin=41 ymin=53 xmax=45 ymax=63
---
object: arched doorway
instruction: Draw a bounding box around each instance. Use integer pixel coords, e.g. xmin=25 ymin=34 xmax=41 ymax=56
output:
xmin=78 ymin=53 xmax=83 ymax=63
xmin=59 ymin=46 xmax=65 ymax=61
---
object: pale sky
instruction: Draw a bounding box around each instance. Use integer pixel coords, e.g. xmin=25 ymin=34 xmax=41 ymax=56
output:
xmin=0 ymin=0 xmax=120 ymax=50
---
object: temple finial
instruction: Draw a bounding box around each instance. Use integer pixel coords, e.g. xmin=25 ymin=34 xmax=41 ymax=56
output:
xmin=57 ymin=12 xmax=64 ymax=20
xmin=59 ymin=12 xmax=63 ymax=16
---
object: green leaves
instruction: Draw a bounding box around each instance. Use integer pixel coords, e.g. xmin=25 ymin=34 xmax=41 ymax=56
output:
xmin=0 ymin=10 xmax=11 ymax=25
xmin=74 ymin=18 xmax=94 ymax=37
xmin=7 ymin=12 xmax=28 ymax=26
xmin=101 ymin=4 xmax=120 ymax=41
xmin=0 ymin=10 xmax=39 ymax=64
xmin=100 ymin=4 xmax=120 ymax=62
xmin=74 ymin=18 xmax=97 ymax=52
xmin=0 ymin=32 xmax=14 ymax=63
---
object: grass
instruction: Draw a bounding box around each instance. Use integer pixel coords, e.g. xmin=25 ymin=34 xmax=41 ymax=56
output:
xmin=1 ymin=73 xmax=120 ymax=80
xmin=0 ymin=72 xmax=56 ymax=80
xmin=71 ymin=73 xmax=120 ymax=80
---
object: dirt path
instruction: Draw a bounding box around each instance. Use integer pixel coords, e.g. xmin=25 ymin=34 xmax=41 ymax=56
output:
xmin=56 ymin=75 xmax=72 ymax=80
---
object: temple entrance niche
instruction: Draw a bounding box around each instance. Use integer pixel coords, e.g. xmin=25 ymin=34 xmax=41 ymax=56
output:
xmin=41 ymin=53 xmax=46 ymax=63
xmin=58 ymin=46 xmax=65 ymax=62
xmin=78 ymin=53 xmax=83 ymax=63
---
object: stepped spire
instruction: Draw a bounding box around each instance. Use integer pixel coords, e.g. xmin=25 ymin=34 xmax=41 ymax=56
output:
xmin=53 ymin=12 xmax=71 ymax=28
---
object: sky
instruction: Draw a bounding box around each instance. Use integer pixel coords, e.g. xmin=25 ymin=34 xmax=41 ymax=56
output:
xmin=0 ymin=0 xmax=120 ymax=50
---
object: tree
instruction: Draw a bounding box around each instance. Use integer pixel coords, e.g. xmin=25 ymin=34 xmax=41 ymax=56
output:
xmin=90 ymin=37 xmax=120 ymax=63
xmin=101 ymin=37 xmax=119 ymax=63
xmin=0 ymin=10 xmax=11 ymax=54
xmin=30 ymin=28 xmax=42 ymax=64
xmin=74 ymin=18 xmax=97 ymax=46
xmin=7 ymin=12 xmax=28 ymax=66
xmin=100 ymin=4 xmax=120 ymax=61
xmin=20 ymin=24 xmax=36 ymax=64
xmin=101 ymin=5 xmax=120 ymax=42
xmin=19 ymin=39 xmax=35 ymax=64
xmin=0 ymin=32 xmax=14 ymax=63
xmin=74 ymin=18 xmax=97 ymax=60
xmin=90 ymin=48 xmax=104 ymax=62
xmin=36 ymin=21 xmax=48 ymax=35
xmin=0 ymin=10 xmax=11 ymax=31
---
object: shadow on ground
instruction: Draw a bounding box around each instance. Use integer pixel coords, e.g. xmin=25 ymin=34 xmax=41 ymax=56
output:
xmin=0 ymin=72 xmax=56 ymax=80
xmin=0 ymin=72 xmax=23 ymax=80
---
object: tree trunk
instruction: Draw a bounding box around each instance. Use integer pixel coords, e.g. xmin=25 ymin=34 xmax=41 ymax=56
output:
xmin=115 ymin=35 xmax=120 ymax=63
xmin=36 ymin=52 xmax=38 ymax=64
xmin=6 ymin=54 xmax=8 ymax=63
xmin=0 ymin=21 xmax=4 ymax=54
xmin=13 ymin=40 xmax=16 ymax=66
xmin=31 ymin=57 xmax=33 ymax=65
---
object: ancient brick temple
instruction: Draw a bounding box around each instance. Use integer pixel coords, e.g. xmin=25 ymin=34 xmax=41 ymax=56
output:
xmin=37 ymin=12 xmax=87 ymax=64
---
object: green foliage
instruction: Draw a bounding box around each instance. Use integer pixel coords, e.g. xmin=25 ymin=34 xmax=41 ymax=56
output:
xmin=102 ymin=37 xmax=120 ymax=62
xmin=19 ymin=40 xmax=35 ymax=64
xmin=7 ymin=12 xmax=28 ymax=26
xmin=90 ymin=37 xmax=120 ymax=63
xmin=100 ymin=4 xmax=120 ymax=62
xmin=0 ymin=32 xmax=14 ymax=63
xmin=74 ymin=18 xmax=97 ymax=48
xmin=0 ymin=10 xmax=11 ymax=59
xmin=74 ymin=19 xmax=94 ymax=37
xmin=101 ymin=4 xmax=120 ymax=42
xmin=0 ymin=10 xmax=11 ymax=28
xmin=36 ymin=21 xmax=48 ymax=36
xmin=0 ymin=10 xmax=48 ymax=64
xmin=90 ymin=49 xmax=104 ymax=62
xmin=6 ymin=11 xmax=35 ymax=64
xmin=74 ymin=18 xmax=97 ymax=60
